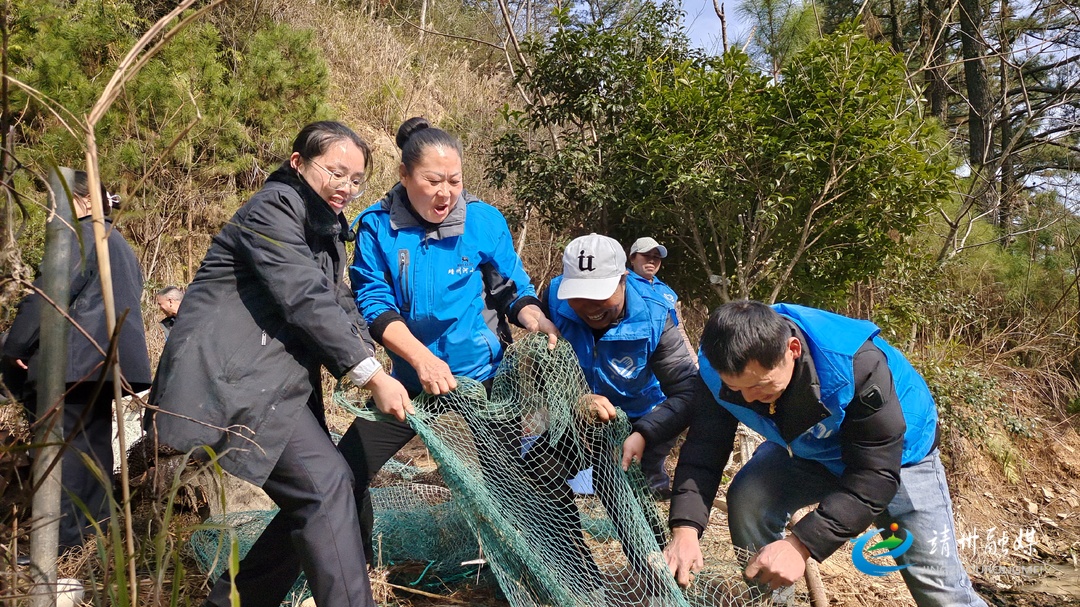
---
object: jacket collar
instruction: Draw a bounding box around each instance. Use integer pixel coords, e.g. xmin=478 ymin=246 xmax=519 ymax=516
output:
xmin=267 ymin=162 xmax=350 ymax=239
xmin=382 ymin=182 xmax=469 ymax=240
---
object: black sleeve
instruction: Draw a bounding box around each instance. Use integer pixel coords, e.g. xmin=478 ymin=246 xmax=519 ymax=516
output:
xmin=666 ymin=392 xmax=739 ymax=534
xmin=791 ymin=340 xmax=906 ymax=561
xmin=3 ymin=230 xmax=95 ymax=361
xmin=632 ymin=316 xmax=701 ymax=444
xmin=538 ymin=284 xmax=552 ymax=316
xmin=369 ymin=310 xmax=407 ymax=344
xmin=480 ymin=260 xmax=542 ymax=328
xmin=337 ymin=281 xmax=376 ymax=357
xmin=3 ymin=293 xmax=41 ymax=360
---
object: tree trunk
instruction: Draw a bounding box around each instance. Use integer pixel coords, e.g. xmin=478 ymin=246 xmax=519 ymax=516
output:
xmin=419 ymin=0 xmax=428 ymax=42
xmin=925 ymin=0 xmax=949 ymax=121
xmin=959 ymin=0 xmax=992 ymax=165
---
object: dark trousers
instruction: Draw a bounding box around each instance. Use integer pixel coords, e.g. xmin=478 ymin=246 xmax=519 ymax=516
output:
xmin=336 ymin=416 xmax=419 ymax=564
xmin=204 ymin=404 xmax=374 ymax=607
xmin=58 ymin=384 xmax=114 ymax=550
xmin=639 ymin=432 xmax=677 ymax=494
xmin=22 ymin=383 xmax=115 ymax=551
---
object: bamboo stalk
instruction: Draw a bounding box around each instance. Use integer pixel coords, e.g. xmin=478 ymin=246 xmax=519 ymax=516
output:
xmin=29 ymin=167 xmax=75 ymax=607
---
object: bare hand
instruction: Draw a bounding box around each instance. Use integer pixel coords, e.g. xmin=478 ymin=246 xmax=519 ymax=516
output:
xmin=743 ymin=536 xmax=809 ymax=590
xmin=365 ymin=370 xmax=414 ymax=422
xmin=585 ymin=394 xmax=618 ymax=423
xmin=13 ymin=358 xmax=27 ymax=370
xmin=416 ymin=352 xmax=457 ymax=395
xmin=621 ymin=431 xmax=646 ymax=471
xmin=517 ymin=304 xmax=560 ymax=350
xmin=665 ymin=526 xmax=704 ymax=587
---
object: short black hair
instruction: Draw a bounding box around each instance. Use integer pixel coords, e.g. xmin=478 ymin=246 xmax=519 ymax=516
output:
xmin=291 ymin=121 xmax=372 ymax=174
xmin=395 ymin=116 xmax=462 ymax=174
xmin=156 ymin=285 xmax=183 ymax=300
xmin=700 ymin=300 xmax=789 ymax=374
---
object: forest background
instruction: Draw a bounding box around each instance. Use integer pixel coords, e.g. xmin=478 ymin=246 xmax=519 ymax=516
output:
xmin=1 ymin=0 xmax=1079 ymax=604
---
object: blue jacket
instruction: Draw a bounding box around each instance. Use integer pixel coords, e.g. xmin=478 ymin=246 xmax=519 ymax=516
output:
xmin=350 ymin=184 xmax=540 ymax=393
xmin=698 ymin=303 xmax=939 ymax=476
xmin=548 ymin=275 xmax=675 ymax=419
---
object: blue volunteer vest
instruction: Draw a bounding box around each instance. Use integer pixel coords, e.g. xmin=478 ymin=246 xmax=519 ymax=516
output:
xmin=549 ymin=275 xmax=671 ymax=419
xmin=698 ymin=303 xmax=938 ymax=475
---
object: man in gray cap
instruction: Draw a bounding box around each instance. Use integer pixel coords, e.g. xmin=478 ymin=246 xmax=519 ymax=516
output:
xmin=544 ymin=234 xmax=702 ymax=498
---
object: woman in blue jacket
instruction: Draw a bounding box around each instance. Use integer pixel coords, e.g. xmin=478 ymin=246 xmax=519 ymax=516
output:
xmin=341 ymin=117 xmax=558 ymax=560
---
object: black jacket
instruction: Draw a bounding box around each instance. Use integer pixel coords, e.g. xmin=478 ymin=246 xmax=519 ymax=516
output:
xmin=649 ymin=322 xmax=912 ymax=561
xmin=3 ymin=216 xmax=152 ymax=396
xmin=149 ymin=163 xmax=376 ymax=485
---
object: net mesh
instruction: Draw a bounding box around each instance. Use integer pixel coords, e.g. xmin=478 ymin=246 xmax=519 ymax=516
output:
xmin=188 ymin=510 xmax=312 ymax=603
xmin=191 ymin=333 xmax=803 ymax=606
xmin=352 ymin=332 xmax=792 ymax=607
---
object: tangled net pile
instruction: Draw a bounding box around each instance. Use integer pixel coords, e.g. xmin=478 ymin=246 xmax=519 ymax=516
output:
xmin=378 ymin=333 xmax=784 ymax=607
xmin=193 ymin=333 xmax=794 ymax=606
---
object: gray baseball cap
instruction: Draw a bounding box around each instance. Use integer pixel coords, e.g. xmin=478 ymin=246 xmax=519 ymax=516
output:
xmin=629 ymin=237 xmax=668 ymax=258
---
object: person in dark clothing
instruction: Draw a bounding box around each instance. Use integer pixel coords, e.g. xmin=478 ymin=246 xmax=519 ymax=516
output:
xmin=2 ymin=170 xmax=152 ymax=551
xmin=625 ymin=301 xmax=986 ymax=607
xmin=154 ymin=285 xmax=182 ymax=339
xmin=148 ymin=122 xmax=411 ymax=607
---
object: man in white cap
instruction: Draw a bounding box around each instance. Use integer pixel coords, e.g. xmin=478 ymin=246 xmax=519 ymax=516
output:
xmin=543 ymin=234 xmax=702 ymax=498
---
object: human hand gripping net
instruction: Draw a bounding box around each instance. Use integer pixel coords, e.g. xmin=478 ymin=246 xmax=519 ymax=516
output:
xmin=346 ymin=332 xmax=796 ymax=607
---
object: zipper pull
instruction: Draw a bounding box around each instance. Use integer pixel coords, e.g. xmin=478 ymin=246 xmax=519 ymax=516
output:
xmin=261 ymin=331 xmax=267 ymax=346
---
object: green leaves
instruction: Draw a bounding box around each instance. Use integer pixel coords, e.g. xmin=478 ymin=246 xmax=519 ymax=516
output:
xmin=491 ymin=20 xmax=950 ymax=305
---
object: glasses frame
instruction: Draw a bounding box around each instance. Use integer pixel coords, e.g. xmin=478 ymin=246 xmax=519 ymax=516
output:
xmin=308 ymin=158 xmax=367 ymax=199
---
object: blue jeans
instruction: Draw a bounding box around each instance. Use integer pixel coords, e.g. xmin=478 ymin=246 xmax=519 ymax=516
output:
xmin=727 ymin=442 xmax=987 ymax=607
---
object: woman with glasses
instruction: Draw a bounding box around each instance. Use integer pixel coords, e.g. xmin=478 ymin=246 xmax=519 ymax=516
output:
xmin=149 ymin=121 xmax=410 ymax=607
xmin=339 ymin=116 xmax=559 ymax=561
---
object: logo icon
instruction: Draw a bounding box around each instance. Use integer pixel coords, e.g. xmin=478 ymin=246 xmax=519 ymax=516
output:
xmin=577 ymin=250 xmax=595 ymax=272
xmin=610 ymin=356 xmax=637 ymax=378
xmin=850 ymin=523 xmax=913 ymax=576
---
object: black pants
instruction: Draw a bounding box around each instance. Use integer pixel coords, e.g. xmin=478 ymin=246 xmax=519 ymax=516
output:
xmin=204 ymin=403 xmax=374 ymax=607
xmin=59 ymin=384 xmax=114 ymax=550
xmin=22 ymin=383 xmax=115 ymax=551
xmin=640 ymin=432 xmax=678 ymax=494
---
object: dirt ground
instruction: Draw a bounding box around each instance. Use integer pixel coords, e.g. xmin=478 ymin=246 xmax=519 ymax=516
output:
xmin=3 ymin=388 xmax=1080 ymax=607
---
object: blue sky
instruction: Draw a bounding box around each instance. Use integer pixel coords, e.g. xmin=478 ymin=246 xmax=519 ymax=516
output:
xmin=680 ymin=0 xmax=751 ymax=54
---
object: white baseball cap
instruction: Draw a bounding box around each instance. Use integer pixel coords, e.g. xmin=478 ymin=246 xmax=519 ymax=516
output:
xmin=557 ymin=234 xmax=628 ymax=300
xmin=629 ymin=237 xmax=668 ymax=258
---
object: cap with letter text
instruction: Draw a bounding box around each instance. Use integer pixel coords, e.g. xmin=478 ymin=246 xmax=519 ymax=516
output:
xmin=557 ymin=233 xmax=628 ymax=301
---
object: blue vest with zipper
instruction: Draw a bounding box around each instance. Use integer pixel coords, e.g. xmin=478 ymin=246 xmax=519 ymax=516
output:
xmin=698 ymin=303 xmax=939 ymax=476
xmin=549 ymin=275 xmax=670 ymax=419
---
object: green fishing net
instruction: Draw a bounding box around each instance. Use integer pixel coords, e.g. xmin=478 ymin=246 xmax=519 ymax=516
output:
xmin=192 ymin=333 xmax=795 ymax=606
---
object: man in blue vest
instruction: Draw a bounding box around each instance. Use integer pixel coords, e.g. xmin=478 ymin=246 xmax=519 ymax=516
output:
xmin=545 ymin=234 xmax=700 ymax=498
xmin=627 ymin=300 xmax=986 ymax=606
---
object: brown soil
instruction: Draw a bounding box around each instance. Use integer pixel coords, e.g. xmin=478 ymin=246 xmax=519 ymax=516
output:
xmin=3 ymin=382 xmax=1079 ymax=607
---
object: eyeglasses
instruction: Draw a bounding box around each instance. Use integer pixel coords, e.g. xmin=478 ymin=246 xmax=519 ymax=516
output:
xmin=308 ymin=159 xmax=367 ymax=198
